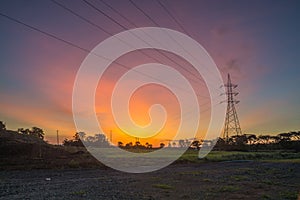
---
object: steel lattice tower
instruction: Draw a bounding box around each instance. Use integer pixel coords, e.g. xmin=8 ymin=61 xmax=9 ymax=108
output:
xmin=222 ymin=74 xmax=242 ymax=142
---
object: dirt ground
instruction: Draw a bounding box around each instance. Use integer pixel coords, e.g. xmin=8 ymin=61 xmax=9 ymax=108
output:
xmin=0 ymin=161 xmax=299 ymax=200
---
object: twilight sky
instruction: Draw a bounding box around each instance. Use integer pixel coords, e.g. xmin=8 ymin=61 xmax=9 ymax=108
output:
xmin=0 ymin=0 xmax=299 ymax=144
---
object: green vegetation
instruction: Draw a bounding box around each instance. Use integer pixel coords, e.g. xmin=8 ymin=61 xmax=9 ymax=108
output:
xmin=68 ymin=159 xmax=80 ymax=168
xmin=279 ymin=191 xmax=299 ymax=200
xmin=219 ymin=185 xmax=240 ymax=192
xmin=179 ymin=171 xmax=203 ymax=176
xmin=179 ymin=150 xmax=300 ymax=163
xmin=230 ymin=175 xmax=248 ymax=181
xmin=261 ymin=194 xmax=271 ymax=199
xmin=152 ymin=184 xmax=174 ymax=190
xmin=71 ymin=190 xmax=86 ymax=196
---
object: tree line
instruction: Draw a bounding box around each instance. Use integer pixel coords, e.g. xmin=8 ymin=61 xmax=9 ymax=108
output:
xmin=1 ymin=121 xmax=299 ymax=151
xmin=213 ymin=132 xmax=300 ymax=151
xmin=0 ymin=121 xmax=45 ymax=140
xmin=63 ymin=132 xmax=110 ymax=147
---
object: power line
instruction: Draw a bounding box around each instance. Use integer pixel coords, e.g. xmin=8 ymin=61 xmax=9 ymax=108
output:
xmin=84 ymin=0 xmax=221 ymax=94
xmin=51 ymin=0 xmax=170 ymax=78
xmin=50 ymin=1 xmax=211 ymax=99
xmin=98 ymin=0 xmax=138 ymax=28
xmin=99 ymin=0 xmax=198 ymax=80
xmin=171 ymin=101 xmax=222 ymax=124
xmin=53 ymin=0 xmax=203 ymax=89
xmin=130 ymin=0 xmax=223 ymax=89
xmin=92 ymin=0 xmax=205 ymax=86
xmin=155 ymin=0 xmax=227 ymax=77
xmin=128 ymin=0 xmax=159 ymax=27
xmin=51 ymin=0 xmax=110 ymax=36
xmin=83 ymin=0 xmax=128 ymax=30
xmin=128 ymin=0 xmax=223 ymax=93
xmin=0 ymin=1 xmax=226 ymax=113
xmin=0 ymin=12 xmax=90 ymax=54
xmin=155 ymin=0 xmax=189 ymax=36
xmin=52 ymin=0 xmax=202 ymax=94
xmin=0 ymin=10 xmax=211 ymax=101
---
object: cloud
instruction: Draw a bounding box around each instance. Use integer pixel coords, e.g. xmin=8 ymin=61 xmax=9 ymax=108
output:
xmin=224 ymin=58 xmax=241 ymax=73
xmin=211 ymin=25 xmax=231 ymax=38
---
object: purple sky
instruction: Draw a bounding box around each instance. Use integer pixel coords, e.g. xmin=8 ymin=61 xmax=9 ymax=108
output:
xmin=0 ymin=0 xmax=299 ymax=143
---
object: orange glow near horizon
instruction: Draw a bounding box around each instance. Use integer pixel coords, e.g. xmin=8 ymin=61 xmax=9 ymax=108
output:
xmin=3 ymin=48 xmax=215 ymax=146
xmin=89 ymin=49 xmax=212 ymax=146
xmin=95 ymin=81 xmax=182 ymax=146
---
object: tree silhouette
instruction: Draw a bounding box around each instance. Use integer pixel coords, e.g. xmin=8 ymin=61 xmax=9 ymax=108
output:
xmin=73 ymin=132 xmax=86 ymax=141
xmin=75 ymin=133 xmax=110 ymax=147
xmin=118 ymin=141 xmax=123 ymax=147
xmin=17 ymin=128 xmax=30 ymax=135
xmin=92 ymin=133 xmax=110 ymax=147
xmin=278 ymin=132 xmax=292 ymax=142
xmin=185 ymin=139 xmax=190 ymax=147
xmin=235 ymin=135 xmax=248 ymax=146
xmin=144 ymin=142 xmax=152 ymax=149
xmin=190 ymin=140 xmax=201 ymax=150
xmin=246 ymin=134 xmax=257 ymax=145
xmin=63 ymin=132 xmax=84 ymax=146
xmin=270 ymin=135 xmax=280 ymax=143
xmin=290 ymin=131 xmax=300 ymax=140
xmin=172 ymin=141 xmax=177 ymax=147
xmin=216 ymin=137 xmax=226 ymax=146
xmin=178 ymin=139 xmax=185 ymax=148
xmin=258 ymin=135 xmax=271 ymax=144
xmin=30 ymin=127 xmax=45 ymax=140
xmin=125 ymin=142 xmax=133 ymax=148
xmin=135 ymin=141 xmax=141 ymax=147
xmin=16 ymin=127 xmax=44 ymax=140
xmin=0 ymin=121 xmax=6 ymax=131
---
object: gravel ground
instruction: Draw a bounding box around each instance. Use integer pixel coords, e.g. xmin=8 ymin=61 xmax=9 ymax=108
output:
xmin=0 ymin=161 xmax=299 ymax=200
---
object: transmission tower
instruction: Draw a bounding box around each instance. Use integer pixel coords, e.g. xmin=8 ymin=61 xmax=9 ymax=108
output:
xmin=222 ymin=74 xmax=242 ymax=142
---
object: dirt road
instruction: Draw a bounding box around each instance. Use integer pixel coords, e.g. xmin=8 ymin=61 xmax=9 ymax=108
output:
xmin=0 ymin=161 xmax=299 ymax=200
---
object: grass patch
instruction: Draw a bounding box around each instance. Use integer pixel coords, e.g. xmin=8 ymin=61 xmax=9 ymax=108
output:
xmin=71 ymin=190 xmax=86 ymax=196
xmin=260 ymin=179 xmax=275 ymax=185
xmin=261 ymin=194 xmax=271 ymax=199
xmin=279 ymin=191 xmax=299 ymax=200
xmin=153 ymin=184 xmax=174 ymax=190
xmin=219 ymin=185 xmax=240 ymax=192
xmin=263 ymin=158 xmax=300 ymax=163
xmin=68 ymin=159 xmax=80 ymax=168
xmin=179 ymin=171 xmax=203 ymax=176
xmin=231 ymin=175 xmax=248 ymax=181
xmin=179 ymin=150 xmax=300 ymax=163
xmin=150 ymin=176 xmax=162 ymax=181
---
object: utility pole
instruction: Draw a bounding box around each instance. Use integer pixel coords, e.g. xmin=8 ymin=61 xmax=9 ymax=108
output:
xmin=135 ymin=137 xmax=140 ymax=144
xmin=56 ymin=130 xmax=59 ymax=145
xmin=222 ymin=74 xmax=242 ymax=142
xmin=110 ymin=130 xmax=112 ymax=144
